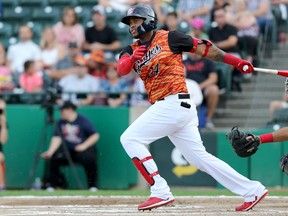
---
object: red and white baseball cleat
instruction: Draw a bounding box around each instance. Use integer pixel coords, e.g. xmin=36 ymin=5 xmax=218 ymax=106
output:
xmin=138 ymin=197 xmax=175 ymax=211
xmin=235 ymin=189 xmax=268 ymax=211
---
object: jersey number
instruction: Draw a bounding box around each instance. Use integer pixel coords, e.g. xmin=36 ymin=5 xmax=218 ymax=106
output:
xmin=148 ymin=64 xmax=159 ymax=78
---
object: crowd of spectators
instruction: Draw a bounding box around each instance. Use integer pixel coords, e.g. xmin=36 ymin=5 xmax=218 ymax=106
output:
xmin=0 ymin=0 xmax=286 ymax=127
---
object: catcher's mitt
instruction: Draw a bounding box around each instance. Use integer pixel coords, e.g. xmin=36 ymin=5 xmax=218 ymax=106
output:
xmin=226 ymin=126 xmax=260 ymax=157
xmin=280 ymin=154 xmax=288 ymax=174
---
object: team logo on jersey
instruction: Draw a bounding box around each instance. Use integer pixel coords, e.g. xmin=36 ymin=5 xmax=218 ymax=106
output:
xmin=134 ymin=45 xmax=162 ymax=75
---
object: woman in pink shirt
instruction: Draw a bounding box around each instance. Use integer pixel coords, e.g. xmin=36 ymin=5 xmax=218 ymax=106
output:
xmin=53 ymin=6 xmax=85 ymax=49
xmin=19 ymin=60 xmax=43 ymax=92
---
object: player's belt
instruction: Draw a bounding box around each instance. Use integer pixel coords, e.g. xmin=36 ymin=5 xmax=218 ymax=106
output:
xmin=158 ymin=93 xmax=190 ymax=101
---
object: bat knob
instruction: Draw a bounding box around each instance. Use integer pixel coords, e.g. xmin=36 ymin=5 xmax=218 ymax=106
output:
xmin=243 ymin=65 xmax=249 ymax=71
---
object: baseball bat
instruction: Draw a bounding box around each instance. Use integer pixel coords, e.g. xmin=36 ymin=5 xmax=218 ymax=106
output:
xmin=253 ymin=67 xmax=288 ymax=77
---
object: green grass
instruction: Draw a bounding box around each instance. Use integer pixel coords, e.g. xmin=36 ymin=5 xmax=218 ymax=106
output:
xmin=1 ymin=188 xmax=288 ymax=197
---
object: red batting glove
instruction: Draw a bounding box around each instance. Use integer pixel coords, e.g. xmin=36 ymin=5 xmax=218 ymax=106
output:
xmin=131 ymin=45 xmax=147 ymax=61
xmin=117 ymin=45 xmax=147 ymax=76
xmin=223 ymin=53 xmax=254 ymax=74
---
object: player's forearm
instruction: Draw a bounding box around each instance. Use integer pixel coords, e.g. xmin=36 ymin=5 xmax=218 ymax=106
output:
xmin=117 ymin=55 xmax=135 ymax=76
xmin=260 ymin=127 xmax=288 ymax=143
xmin=198 ymin=43 xmax=226 ymax=62
xmin=81 ymin=133 xmax=99 ymax=149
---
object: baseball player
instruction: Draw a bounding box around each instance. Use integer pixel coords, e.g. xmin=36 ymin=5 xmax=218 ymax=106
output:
xmin=117 ymin=5 xmax=268 ymax=212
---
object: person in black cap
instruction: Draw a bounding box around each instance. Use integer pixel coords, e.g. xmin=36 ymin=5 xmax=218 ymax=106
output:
xmin=41 ymin=100 xmax=99 ymax=191
xmin=83 ymin=5 xmax=121 ymax=52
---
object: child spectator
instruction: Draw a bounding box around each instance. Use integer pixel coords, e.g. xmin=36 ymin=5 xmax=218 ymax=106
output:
xmin=190 ymin=17 xmax=209 ymax=39
xmin=0 ymin=44 xmax=13 ymax=92
xmin=19 ymin=60 xmax=43 ymax=92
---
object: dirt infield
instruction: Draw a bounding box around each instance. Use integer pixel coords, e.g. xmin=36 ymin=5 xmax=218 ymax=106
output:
xmin=0 ymin=196 xmax=288 ymax=216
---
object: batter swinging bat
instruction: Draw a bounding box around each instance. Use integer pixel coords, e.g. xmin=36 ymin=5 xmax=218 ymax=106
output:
xmin=252 ymin=67 xmax=288 ymax=77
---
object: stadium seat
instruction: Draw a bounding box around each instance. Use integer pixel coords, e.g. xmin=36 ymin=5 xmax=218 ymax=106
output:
xmin=2 ymin=6 xmax=31 ymax=23
xmin=18 ymin=0 xmax=48 ymax=7
xmin=105 ymin=7 xmax=122 ymax=24
xmin=1 ymin=0 xmax=19 ymax=8
xmin=112 ymin=22 xmax=128 ymax=35
xmin=0 ymin=22 xmax=13 ymax=38
xmin=177 ymin=21 xmax=191 ymax=34
xmin=215 ymin=62 xmax=231 ymax=98
xmin=31 ymin=6 xmax=60 ymax=24
xmin=77 ymin=0 xmax=98 ymax=7
xmin=74 ymin=6 xmax=91 ymax=25
xmin=48 ymin=0 xmax=77 ymax=7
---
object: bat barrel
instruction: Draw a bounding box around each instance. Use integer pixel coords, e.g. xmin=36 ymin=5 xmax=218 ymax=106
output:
xmin=253 ymin=67 xmax=278 ymax=74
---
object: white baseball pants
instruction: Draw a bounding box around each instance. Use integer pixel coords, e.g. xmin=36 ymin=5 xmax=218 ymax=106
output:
xmin=120 ymin=94 xmax=266 ymax=202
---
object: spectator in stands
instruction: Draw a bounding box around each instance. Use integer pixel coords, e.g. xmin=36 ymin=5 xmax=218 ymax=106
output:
xmin=6 ymin=25 xmax=41 ymax=74
xmin=41 ymin=101 xmax=99 ymax=190
xmin=271 ymin=0 xmax=287 ymax=43
xmin=176 ymin=0 xmax=214 ymax=26
xmin=87 ymin=49 xmax=107 ymax=80
xmin=183 ymin=53 xmax=219 ymax=129
xmin=161 ymin=11 xmax=179 ymax=31
xmin=99 ymin=0 xmax=138 ymax=14
xmin=189 ymin=17 xmax=209 ymax=39
xmin=83 ymin=5 xmax=121 ymax=52
xmin=247 ymin=0 xmax=274 ymax=36
xmin=19 ymin=60 xmax=43 ymax=93
xmin=227 ymin=0 xmax=260 ymax=68
xmin=185 ymin=77 xmax=204 ymax=107
xmin=210 ymin=0 xmax=230 ymax=22
xmin=100 ymin=62 xmax=129 ymax=107
xmin=46 ymin=42 xmax=82 ymax=81
xmin=269 ymin=92 xmax=288 ymax=118
xmin=130 ymin=76 xmax=150 ymax=107
xmin=40 ymin=27 xmax=66 ymax=70
xmin=53 ymin=6 xmax=85 ymax=49
xmin=58 ymin=56 xmax=100 ymax=106
xmin=0 ymin=99 xmax=8 ymax=190
xmin=209 ymin=8 xmax=242 ymax=92
xmin=0 ymin=44 xmax=13 ymax=92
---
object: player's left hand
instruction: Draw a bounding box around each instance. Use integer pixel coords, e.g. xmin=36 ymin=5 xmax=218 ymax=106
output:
xmin=236 ymin=59 xmax=254 ymax=74
xmin=74 ymin=144 xmax=87 ymax=152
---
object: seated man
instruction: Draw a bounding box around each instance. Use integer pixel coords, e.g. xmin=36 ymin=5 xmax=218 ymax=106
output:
xmin=41 ymin=101 xmax=100 ymax=190
xmin=58 ymin=55 xmax=101 ymax=106
xmin=183 ymin=53 xmax=219 ymax=129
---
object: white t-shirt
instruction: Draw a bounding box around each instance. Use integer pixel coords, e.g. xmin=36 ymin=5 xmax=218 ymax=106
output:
xmin=41 ymin=48 xmax=58 ymax=66
xmin=185 ymin=78 xmax=203 ymax=106
xmin=59 ymin=74 xmax=100 ymax=105
xmin=7 ymin=40 xmax=41 ymax=73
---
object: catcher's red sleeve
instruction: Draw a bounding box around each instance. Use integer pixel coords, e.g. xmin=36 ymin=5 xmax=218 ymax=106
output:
xmin=117 ymin=56 xmax=135 ymax=76
xmin=259 ymin=133 xmax=273 ymax=143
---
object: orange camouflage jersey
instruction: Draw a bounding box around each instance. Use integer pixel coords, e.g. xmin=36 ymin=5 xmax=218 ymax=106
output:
xmin=120 ymin=30 xmax=197 ymax=104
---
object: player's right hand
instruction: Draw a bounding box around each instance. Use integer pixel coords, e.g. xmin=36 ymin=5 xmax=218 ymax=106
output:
xmin=131 ymin=45 xmax=147 ymax=61
xmin=236 ymin=59 xmax=254 ymax=74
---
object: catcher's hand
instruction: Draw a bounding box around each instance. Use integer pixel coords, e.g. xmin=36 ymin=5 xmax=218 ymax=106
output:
xmin=226 ymin=126 xmax=260 ymax=157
